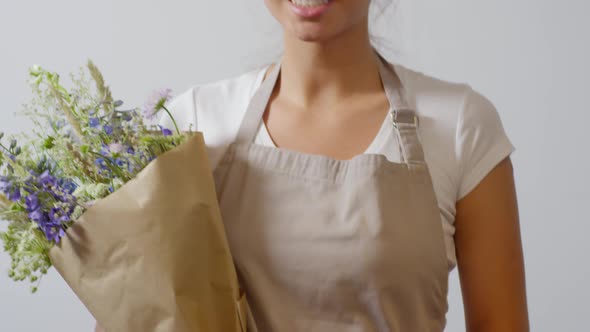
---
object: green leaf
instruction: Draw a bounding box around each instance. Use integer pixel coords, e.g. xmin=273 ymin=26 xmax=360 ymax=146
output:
xmin=10 ymin=204 xmax=25 ymax=212
xmin=43 ymin=136 xmax=55 ymax=149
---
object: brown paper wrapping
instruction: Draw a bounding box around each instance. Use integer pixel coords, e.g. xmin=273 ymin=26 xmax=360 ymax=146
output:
xmin=49 ymin=133 xmax=248 ymax=332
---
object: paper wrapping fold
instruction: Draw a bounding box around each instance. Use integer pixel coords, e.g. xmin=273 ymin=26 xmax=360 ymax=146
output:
xmin=49 ymin=133 xmax=247 ymax=332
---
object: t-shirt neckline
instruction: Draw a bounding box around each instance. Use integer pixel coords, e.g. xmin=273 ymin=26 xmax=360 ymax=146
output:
xmin=251 ymin=63 xmax=394 ymax=155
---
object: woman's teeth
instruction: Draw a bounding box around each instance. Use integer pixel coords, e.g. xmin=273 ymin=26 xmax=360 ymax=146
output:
xmin=290 ymin=0 xmax=330 ymax=7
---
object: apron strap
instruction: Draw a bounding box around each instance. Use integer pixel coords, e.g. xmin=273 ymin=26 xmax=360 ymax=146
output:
xmin=235 ymin=49 xmax=426 ymax=165
xmin=374 ymin=52 xmax=426 ymax=165
xmin=235 ymin=58 xmax=283 ymax=145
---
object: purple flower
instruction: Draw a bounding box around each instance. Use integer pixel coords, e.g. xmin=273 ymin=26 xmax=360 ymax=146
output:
xmin=42 ymin=221 xmax=65 ymax=244
xmin=0 ymin=177 xmax=11 ymax=192
xmin=161 ymin=127 xmax=172 ymax=137
xmin=8 ymin=188 xmax=21 ymax=201
xmin=142 ymin=88 xmax=173 ymax=120
xmin=0 ymin=176 xmax=21 ymax=201
xmin=19 ymin=168 xmax=77 ymax=243
xmin=25 ymin=194 xmax=40 ymax=212
xmin=38 ymin=170 xmax=56 ymax=187
xmin=57 ymin=178 xmax=77 ymax=195
xmin=103 ymin=125 xmax=113 ymax=135
xmin=29 ymin=208 xmax=45 ymax=223
xmin=49 ymin=207 xmax=70 ymax=224
xmin=127 ymin=147 xmax=135 ymax=155
xmin=29 ymin=201 xmax=74 ymax=243
xmin=89 ymin=118 xmax=100 ymax=128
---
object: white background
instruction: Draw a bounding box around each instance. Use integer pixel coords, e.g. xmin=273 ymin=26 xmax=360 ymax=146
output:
xmin=1 ymin=0 xmax=588 ymax=330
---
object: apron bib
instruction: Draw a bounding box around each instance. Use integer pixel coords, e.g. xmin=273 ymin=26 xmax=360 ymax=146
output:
xmin=213 ymin=50 xmax=449 ymax=332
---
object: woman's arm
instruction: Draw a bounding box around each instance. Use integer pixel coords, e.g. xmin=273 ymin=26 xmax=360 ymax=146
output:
xmin=454 ymin=157 xmax=530 ymax=331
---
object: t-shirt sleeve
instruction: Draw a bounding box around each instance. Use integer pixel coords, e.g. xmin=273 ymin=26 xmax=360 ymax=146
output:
xmin=158 ymin=86 xmax=199 ymax=132
xmin=455 ymin=85 xmax=516 ymax=200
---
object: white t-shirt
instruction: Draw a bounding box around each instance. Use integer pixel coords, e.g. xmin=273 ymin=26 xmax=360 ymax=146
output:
xmin=160 ymin=61 xmax=515 ymax=271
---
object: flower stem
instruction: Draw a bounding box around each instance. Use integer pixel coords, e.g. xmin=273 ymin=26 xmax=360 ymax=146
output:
xmin=161 ymin=106 xmax=180 ymax=135
xmin=0 ymin=142 xmax=10 ymax=153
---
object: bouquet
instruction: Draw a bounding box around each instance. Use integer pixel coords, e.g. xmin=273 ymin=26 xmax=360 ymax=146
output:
xmin=0 ymin=61 xmax=248 ymax=332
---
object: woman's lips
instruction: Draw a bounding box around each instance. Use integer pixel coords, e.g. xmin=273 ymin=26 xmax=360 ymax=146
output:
xmin=288 ymin=0 xmax=333 ymax=19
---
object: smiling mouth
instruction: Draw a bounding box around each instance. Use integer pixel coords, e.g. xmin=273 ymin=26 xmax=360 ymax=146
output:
xmin=289 ymin=0 xmax=332 ymax=8
xmin=288 ymin=0 xmax=333 ymax=18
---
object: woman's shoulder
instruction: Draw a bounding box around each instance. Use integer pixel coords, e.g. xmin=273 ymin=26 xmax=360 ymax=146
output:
xmin=162 ymin=64 xmax=267 ymax=131
xmin=391 ymin=60 xmax=514 ymax=201
xmin=160 ymin=64 xmax=269 ymax=168
xmin=390 ymin=61 xmax=472 ymax=119
xmin=390 ymin=60 xmax=506 ymax=139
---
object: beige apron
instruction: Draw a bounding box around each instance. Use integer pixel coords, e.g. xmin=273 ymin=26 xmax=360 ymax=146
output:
xmin=213 ymin=50 xmax=449 ymax=332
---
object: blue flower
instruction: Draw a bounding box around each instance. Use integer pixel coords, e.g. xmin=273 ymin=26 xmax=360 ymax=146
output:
xmin=8 ymin=188 xmax=21 ymax=201
xmin=0 ymin=176 xmax=21 ymax=201
xmin=31 ymin=206 xmax=70 ymax=243
xmin=29 ymin=208 xmax=45 ymax=223
xmin=49 ymin=207 xmax=70 ymax=224
xmin=19 ymin=166 xmax=78 ymax=242
xmin=42 ymin=221 xmax=65 ymax=244
xmin=38 ymin=170 xmax=56 ymax=187
xmin=89 ymin=118 xmax=100 ymax=128
xmin=58 ymin=179 xmax=77 ymax=195
xmin=25 ymin=194 xmax=40 ymax=212
xmin=103 ymin=125 xmax=113 ymax=135
xmin=0 ymin=177 xmax=11 ymax=192
xmin=161 ymin=128 xmax=172 ymax=137
xmin=94 ymin=157 xmax=107 ymax=169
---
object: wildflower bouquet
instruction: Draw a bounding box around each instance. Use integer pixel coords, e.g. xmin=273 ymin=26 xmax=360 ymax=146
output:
xmin=0 ymin=61 xmax=248 ymax=332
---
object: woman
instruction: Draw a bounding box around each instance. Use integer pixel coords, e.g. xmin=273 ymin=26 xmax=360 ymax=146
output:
xmin=97 ymin=0 xmax=529 ymax=331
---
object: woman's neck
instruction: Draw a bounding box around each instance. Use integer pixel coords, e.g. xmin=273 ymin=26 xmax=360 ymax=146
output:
xmin=278 ymin=21 xmax=384 ymax=111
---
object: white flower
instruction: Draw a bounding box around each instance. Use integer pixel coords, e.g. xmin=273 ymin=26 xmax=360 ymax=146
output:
xmin=108 ymin=143 xmax=125 ymax=154
xmin=142 ymin=88 xmax=173 ymax=120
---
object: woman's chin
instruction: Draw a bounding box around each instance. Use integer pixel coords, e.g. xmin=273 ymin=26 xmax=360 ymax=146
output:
xmin=287 ymin=22 xmax=335 ymax=42
xmin=294 ymin=31 xmax=327 ymax=42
